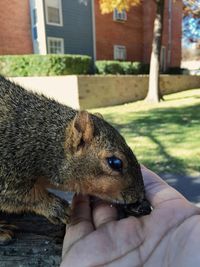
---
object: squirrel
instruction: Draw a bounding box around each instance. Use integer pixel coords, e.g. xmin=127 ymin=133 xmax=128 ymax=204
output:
xmin=0 ymin=76 xmax=150 ymax=245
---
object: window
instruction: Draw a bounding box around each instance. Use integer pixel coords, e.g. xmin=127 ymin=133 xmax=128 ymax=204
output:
xmin=45 ymin=0 xmax=63 ymax=26
xmin=33 ymin=8 xmax=37 ymax=25
xmin=47 ymin=37 xmax=64 ymax=54
xmin=33 ymin=26 xmax=38 ymax=40
xmin=114 ymin=45 xmax=126 ymax=60
xmin=32 ymin=8 xmax=38 ymax=40
xmin=113 ymin=8 xmax=127 ymax=22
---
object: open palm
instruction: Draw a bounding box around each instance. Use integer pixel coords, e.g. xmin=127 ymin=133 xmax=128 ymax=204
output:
xmin=61 ymin=167 xmax=200 ymax=267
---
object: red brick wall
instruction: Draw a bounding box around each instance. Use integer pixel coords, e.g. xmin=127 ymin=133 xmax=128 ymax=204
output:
xmin=94 ymin=0 xmax=143 ymax=61
xmin=171 ymin=0 xmax=182 ymax=66
xmin=0 ymin=0 xmax=33 ymax=55
xmin=143 ymin=0 xmax=171 ymax=67
xmin=143 ymin=0 xmax=182 ymax=67
xmin=94 ymin=0 xmax=182 ymax=67
xmin=142 ymin=1 xmax=156 ymax=64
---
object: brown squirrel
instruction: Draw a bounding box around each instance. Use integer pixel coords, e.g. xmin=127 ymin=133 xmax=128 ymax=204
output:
xmin=0 ymin=76 xmax=150 ymax=245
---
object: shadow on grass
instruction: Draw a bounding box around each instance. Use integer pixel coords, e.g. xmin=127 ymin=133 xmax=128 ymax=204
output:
xmin=105 ymin=103 xmax=200 ymax=175
xmin=105 ymin=103 xmax=200 ymax=202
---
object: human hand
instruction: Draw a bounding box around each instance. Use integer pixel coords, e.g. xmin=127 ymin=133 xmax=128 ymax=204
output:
xmin=61 ymin=166 xmax=200 ymax=267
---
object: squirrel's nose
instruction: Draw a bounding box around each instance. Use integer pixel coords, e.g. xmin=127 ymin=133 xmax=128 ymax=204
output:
xmin=124 ymin=199 xmax=152 ymax=217
xmin=121 ymin=189 xmax=145 ymax=204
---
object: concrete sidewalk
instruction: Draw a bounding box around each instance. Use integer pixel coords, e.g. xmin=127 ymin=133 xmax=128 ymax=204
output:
xmin=161 ymin=173 xmax=200 ymax=204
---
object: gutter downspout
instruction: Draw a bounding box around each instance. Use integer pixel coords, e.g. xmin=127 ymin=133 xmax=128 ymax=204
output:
xmin=91 ymin=0 xmax=96 ymax=62
xmin=168 ymin=0 xmax=172 ymax=67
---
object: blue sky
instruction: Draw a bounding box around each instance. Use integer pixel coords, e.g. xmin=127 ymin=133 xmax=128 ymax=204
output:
xmin=183 ymin=16 xmax=200 ymax=47
xmin=182 ymin=0 xmax=200 ymax=48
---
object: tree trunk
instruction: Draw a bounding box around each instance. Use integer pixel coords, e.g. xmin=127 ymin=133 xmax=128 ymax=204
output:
xmin=145 ymin=0 xmax=165 ymax=103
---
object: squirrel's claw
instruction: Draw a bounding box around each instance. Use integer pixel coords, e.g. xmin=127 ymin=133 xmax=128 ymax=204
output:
xmin=0 ymin=221 xmax=16 ymax=245
xmin=46 ymin=198 xmax=71 ymax=225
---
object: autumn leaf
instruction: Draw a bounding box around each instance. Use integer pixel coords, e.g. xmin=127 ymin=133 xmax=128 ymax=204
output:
xmin=99 ymin=0 xmax=141 ymax=14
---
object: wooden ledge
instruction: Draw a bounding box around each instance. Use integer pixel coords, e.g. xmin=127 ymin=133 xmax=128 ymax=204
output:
xmin=0 ymin=213 xmax=65 ymax=267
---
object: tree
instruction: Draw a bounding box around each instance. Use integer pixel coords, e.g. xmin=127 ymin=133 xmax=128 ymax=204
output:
xmin=145 ymin=0 xmax=165 ymax=103
xmin=183 ymin=0 xmax=200 ymax=45
xmin=99 ymin=0 xmax=166 ymax=103
xmin=99 ymin=0 xmax=141 ymax=13
xmin=183 ymin=0 xmax=200 ymax=18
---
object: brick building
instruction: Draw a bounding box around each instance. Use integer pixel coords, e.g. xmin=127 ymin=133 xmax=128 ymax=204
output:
xmin=0 ymin=0 xmax=182 ymax=69
xmin=0 ymin=0 xmax=33 ymax=55
xmin=95 ymin=0 xmax=182 ymax=69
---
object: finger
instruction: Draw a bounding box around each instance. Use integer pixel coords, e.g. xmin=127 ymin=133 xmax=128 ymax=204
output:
xmin=62 ymin=194 xmax=94 ymax=258
xmin=141 ymin=165 xmax=186 ymax=208
xmin=92 ymin=199 xmax=118 ymax=229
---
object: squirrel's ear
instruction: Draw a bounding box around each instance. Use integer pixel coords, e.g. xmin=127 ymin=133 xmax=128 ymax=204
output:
xmin=94 ymin=112 xmax=104 ymax=119
xmin=69 ymin=111 xmax=94 ymax=151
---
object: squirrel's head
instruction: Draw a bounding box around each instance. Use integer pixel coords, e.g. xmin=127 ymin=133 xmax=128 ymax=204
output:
xmin=63 ymin=111 xmax=146 ymax=206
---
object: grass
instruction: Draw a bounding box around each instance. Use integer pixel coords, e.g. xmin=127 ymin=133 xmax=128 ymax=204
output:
xmin=90 ymin=89 xmax=200 ymax=175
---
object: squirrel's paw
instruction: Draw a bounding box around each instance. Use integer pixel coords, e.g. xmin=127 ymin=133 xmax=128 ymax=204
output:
xmin=0 ymin=221 xmax=17 ymax=245
xmin=47 ymin=198 xmax=71 ymax=225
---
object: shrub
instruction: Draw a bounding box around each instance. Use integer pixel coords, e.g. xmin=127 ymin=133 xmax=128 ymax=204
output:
xmin=95 ymin=60 xmax=149 ymax=75
xmin=120 ymin=62 xmax=134 ymax=74
xmin=165 ymin=67 xmax=187 ymax=75
xmin=0 ymin=54 xmax=92 ymax=76
xmin=95 ymin=61 xmax=124 ymax=74
xmin=132 ymin=62 xmax=150 ymax=74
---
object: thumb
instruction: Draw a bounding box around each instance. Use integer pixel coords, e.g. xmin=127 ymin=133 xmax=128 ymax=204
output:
xmin=141 ymin=165 xmax=186 ymax=208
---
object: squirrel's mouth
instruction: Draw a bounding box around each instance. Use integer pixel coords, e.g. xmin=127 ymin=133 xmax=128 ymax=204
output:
xmin=91 ymin=195 xmax=152 ymax=217
xmin=119 ymin=191 xmax=152 ymax=217
xmin=122 ymin=199 xmax=152 ymax=217
xmin=92 ymin=190 xmax=152 ymax=217
xmin=111 ymin=198 xmax=151 ymax=217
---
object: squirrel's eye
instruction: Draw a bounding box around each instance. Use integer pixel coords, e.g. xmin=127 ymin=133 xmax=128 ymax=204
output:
xmin=107 ymin=156 xmax=123 ymax=172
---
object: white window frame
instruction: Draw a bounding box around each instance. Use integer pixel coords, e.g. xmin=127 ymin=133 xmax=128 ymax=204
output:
xmin=114 ymin=45 xmax=127 ymax=60
xmin=45 ymin=0 xmax=63 ymax=26
xmin=113 ymin=8 xmax=127 ymax=22
xmin=47 ymin=37 xmax=64 ymax=54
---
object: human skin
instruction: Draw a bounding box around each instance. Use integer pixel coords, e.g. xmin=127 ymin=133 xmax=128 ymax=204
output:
xmin=61 ymin=166 xmax=200 ymax=267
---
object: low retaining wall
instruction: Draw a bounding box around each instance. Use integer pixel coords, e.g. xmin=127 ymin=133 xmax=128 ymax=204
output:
xmin=10 ymin=75 xmax=200 ymax=109
xmin=78 ymin=75 xmax=200 ymax=108
xmin=9 ymin=76 xmax=80 ymax=109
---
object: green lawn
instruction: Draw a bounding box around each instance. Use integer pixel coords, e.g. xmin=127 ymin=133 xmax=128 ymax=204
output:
xmin=90 ymin=89 xmax=200 ymax=175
